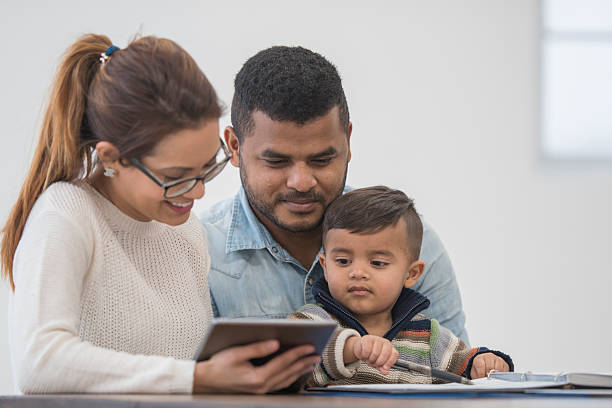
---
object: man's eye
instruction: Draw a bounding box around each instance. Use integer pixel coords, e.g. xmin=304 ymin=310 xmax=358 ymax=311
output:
xmin=335 ymin=258 xmax=351 ymax=265
xmin=371 ymin=260 xmax=388 ymax=267
xmin=163 ymin=176 xmax=181 ymax=182
xmin=311 ymin=157 xmax=333 ymax=166
xmin=263 ymin=159 xmax=287 ymax=166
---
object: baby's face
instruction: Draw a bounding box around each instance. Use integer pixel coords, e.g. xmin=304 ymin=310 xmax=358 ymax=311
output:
xmin=321 ymin=219 xmax=415 ymax=322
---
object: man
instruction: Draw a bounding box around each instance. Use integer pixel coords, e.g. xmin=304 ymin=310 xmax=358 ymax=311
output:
xmin=201 ymin=46 xmax=469 ymax=343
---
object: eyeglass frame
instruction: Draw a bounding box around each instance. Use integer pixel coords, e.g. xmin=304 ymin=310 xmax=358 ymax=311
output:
xmin=130 ymin=138 xmax=232 ymax=199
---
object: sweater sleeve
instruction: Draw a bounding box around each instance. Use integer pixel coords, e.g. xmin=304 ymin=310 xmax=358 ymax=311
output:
xmin=9 ymin=210 xmax=195 ymax=394
xmin=288 ymin=304 xmax=360 ymax=386
xmin=427 ymin=319 xmax=513 ymax=381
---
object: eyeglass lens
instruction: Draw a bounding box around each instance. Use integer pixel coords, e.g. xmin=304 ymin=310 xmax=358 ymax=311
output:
xmin=164 ymin=146 xmax=229 ymax=198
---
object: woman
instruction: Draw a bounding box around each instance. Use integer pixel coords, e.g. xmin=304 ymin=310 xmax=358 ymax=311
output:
xmin=1 ymin=34 xmax=319 ymax=394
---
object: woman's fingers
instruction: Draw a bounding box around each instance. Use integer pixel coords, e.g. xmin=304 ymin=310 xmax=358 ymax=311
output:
xmin=199 ymin=342 xmax=319 ymax=394
xmin=256 ymin=344 xmax=315 ymax=375
xmin=224 ymin=339 xmax=280 ymax=363
xmin=260 ymin=353 xmax=321 ymax=392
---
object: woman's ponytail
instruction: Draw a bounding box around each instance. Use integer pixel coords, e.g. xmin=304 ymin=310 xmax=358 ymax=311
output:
xmin=1 ymin=34 xmax=112 ymax=290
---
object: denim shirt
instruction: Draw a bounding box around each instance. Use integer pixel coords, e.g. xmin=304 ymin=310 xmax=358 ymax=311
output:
xmin=200 ymin=187 xmax=469 ymax=344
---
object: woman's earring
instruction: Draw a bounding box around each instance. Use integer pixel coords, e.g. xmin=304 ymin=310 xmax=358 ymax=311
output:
xmin=103 ymin=168 xmax=117 ymax=178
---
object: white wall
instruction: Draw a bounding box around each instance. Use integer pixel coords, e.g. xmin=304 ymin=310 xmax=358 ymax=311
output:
xmin=1 ymin=0 xmax=611 ymax=395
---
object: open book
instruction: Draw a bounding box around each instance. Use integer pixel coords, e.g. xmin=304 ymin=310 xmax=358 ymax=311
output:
xmin=487 ymin=371 xmax=612 ymax=388
xmin=307 ymin=371 xmax=612 ymax=394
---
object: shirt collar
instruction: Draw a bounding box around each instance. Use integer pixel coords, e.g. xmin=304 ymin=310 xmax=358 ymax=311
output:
xmin=226 ymin=187 xmax=277 ymax=253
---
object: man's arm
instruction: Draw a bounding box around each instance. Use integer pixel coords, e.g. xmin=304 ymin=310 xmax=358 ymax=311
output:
xmin=413 ymin=220 xmax=469 ymax=344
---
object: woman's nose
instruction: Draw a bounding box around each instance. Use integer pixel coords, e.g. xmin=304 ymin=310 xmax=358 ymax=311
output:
xmin=183 ymin=180 xmax=205 ymax=200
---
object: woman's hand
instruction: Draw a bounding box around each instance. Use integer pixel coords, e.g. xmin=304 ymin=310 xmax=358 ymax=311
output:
xmin=193 ymin=339 xmax=320 ymax=394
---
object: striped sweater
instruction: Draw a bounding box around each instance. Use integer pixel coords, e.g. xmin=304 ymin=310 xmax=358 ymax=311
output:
xmin=289 ymin=279 xmax=513 ymax=386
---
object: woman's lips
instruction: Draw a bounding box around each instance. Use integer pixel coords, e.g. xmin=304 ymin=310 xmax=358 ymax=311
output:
xmin=165 ymin=200 xmax=193 ymax=214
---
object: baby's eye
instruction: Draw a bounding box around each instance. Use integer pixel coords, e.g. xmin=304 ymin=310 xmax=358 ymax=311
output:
xmin=335 ymin=258 xmax=351 ymax=265
xmin=371 ymin=260 xmax=388 ymax=267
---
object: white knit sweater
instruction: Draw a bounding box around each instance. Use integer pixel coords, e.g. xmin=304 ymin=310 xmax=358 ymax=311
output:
xmin=8 ymin=180 xmax=213 ymax=394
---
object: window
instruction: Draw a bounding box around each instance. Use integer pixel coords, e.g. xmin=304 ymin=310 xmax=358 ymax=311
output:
xmin=541 ymin=0 xmax=612 ymax=160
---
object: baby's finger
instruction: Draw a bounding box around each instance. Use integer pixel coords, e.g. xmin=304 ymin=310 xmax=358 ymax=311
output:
xmin=384 ymin=347 xmax=399 ymax=369
xmin=485 ymin=358 xmax=497 ymax=377
xmin=360 ymin=339 xmax=373 ymax=359
xmin=494 ymin=357 xmax=509 ymax=372
xmin=367 ymin=340 xmax=383 ymax=364
xmin=471 ymin=356 xmax=486 ymax=379
xmin=373 ymin=344 xmax=392 ymax=368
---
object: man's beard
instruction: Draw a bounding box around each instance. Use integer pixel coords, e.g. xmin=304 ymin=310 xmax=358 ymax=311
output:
xmin=240 ymin=160 xmax=348 ymax=234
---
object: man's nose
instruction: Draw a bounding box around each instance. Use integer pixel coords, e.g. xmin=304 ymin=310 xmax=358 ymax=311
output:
xmin=286 ymin=162 xmax=317 ymax=192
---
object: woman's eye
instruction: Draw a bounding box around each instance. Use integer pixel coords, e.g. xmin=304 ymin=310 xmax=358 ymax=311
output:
xmin=335 ymin=258 xmax=351 ymax=265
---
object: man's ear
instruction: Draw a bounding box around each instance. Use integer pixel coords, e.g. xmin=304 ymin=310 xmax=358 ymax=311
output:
xmin=224 ymin=126 xmax=240 ymax=168
xmin=404 ymin=260 xmax=425 ymax=289
xmin=319 ymin=252 xmax=328 ymax=281
xmin=95 ymin=141 xmax=121 ymax=169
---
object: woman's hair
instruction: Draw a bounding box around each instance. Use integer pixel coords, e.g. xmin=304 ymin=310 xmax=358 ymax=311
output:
xmin=1 ymin=34 xmax=222 ymax=290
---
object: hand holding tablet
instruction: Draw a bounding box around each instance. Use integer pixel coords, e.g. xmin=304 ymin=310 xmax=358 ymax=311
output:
xmin=194 ymin=318 xmax=337 ymax=365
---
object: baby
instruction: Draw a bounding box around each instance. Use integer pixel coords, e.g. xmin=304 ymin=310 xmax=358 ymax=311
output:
xmin=290 ymin=186 xmax=513 ymax=385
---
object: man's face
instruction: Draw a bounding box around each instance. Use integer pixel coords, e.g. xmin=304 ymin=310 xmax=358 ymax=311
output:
xmin=227 ymin=107 xmax=351 ymax=234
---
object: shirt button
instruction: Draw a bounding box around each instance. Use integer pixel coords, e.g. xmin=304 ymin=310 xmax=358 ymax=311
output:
xmin=271 ymin=247 xmax=278 ymax=253
xmin=308 ymin=278 xmax=314 ymax=285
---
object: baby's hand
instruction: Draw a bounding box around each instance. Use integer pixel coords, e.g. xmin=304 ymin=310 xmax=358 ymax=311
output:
xmin=352 ymin=335 xmax=399 ymax=375
xmin=470 ymin=353 xmax=510 ymax=379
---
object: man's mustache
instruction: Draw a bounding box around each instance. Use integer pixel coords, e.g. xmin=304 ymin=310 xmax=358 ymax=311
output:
xmin=277 ymin=192 xmax=324 ymax=202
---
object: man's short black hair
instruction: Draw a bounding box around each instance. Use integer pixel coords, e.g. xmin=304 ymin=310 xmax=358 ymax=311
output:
xmin=322 ymin=186 xmax=423 ymax=262
xmin=231 ymin=46 xmax=350 ymax=142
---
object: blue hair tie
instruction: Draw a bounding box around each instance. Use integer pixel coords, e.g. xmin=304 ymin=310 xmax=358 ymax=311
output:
xmin=105 ymin=45 xmax=120 ymax=56
xmin=100 ymin=45 xmax=120 ymax=64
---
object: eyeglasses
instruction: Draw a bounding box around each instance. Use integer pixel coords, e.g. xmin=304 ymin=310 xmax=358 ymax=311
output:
xmin=131 ymin=138 xmax=231 ymax=199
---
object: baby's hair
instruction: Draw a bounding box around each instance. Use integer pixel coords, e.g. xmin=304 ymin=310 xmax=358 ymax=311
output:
xmin=322 ymin=186 xmax=423 ymax=261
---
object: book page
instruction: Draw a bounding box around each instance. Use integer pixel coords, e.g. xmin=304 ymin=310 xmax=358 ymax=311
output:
xmin=317 ymin=378 xmax=565 ymax=394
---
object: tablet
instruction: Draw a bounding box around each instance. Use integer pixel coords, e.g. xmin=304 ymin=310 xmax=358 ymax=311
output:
xmin=194 ymin=318 xmax=337 ymax=365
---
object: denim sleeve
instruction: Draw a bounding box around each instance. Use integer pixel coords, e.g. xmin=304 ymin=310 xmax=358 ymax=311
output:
xmin=413 ymin=220 xmax=469 ymax=345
